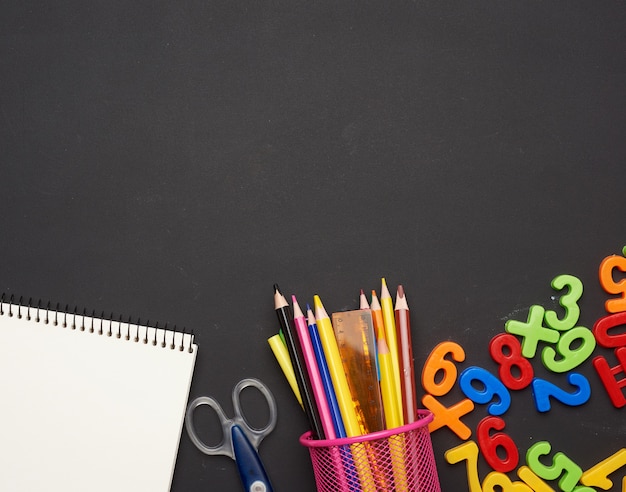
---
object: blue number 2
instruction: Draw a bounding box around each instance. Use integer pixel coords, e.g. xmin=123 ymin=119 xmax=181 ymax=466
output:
xmin=531 ymin=373 xmax=591 ymax=413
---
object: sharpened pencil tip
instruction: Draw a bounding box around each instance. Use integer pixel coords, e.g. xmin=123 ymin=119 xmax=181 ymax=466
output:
xmin=359 ymin=289 xmax=369 ymax=309
xmin=380 ymin=278 xmax=391 ymax=298
xmin=395 ymin=285 xmax=409 ymax=310
xmin=273 ymin=285 xmax=289 ymax=309
xmin=292 ymin=295 xmax=304 ymax=318
xmin=313 ymin=295 xmax=328 ymax=318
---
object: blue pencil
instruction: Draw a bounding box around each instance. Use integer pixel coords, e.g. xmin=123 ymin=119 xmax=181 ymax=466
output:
xmin=306 ymin=304 xmax=346 ymax=438
xmin=307 ymin=305 xmax=360 ymax=491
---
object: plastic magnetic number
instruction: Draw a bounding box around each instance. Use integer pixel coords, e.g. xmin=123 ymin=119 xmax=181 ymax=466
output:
xmin=459 ymin=366 xmax=511 ymax=416
xmin=482 ymin=472 xmax=533 ymax=492
xmin=526 ymin=441 xmax=583 ymax=492
xmin=599 ymin=253 xmax=626 ymax=313
xmin=544 ymin=274 xmax=583 ymax=331
xmin=540 ymin=326 xmax=596 ymax=373
xmin=444 ymin=440 xmax=482 ymax=492
xmin=517 ymin=466 xmax=556 ymax=492
xmin=446 ymin=440 xmax=530 ymax=492
xmin=422 ymin=393 xmax=475 ymax=440
xmin=505 ymin=305 xmax=560 ymax=358
xmin=531 ymin=373 xmax=591 ymax=413
xmin=489 ymin=333 xmax=534 ymax=390
xmin=477 ymin=416 xmax=519 ymax=473
xmin=422 ymin=341 xmax=466 ymax=396
xmin=581 ymin=448 xmax=626 ymax=490
xmin=592 ymin=347 xmax=626 ymax=408
xmin=593 ymin=311 xmax=626 ymax=348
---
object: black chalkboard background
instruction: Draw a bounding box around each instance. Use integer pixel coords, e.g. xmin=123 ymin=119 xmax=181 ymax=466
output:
xmin=1 ymin=2 xmax=624 ymax=491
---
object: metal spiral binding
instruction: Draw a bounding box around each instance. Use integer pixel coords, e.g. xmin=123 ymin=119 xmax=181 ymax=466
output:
xmin=0 ymin=293 xmax=195 ymax=353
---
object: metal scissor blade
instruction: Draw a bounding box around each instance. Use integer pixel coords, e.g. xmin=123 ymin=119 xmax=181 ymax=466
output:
xmin=231 ymin=424 xmax=273 ymax=492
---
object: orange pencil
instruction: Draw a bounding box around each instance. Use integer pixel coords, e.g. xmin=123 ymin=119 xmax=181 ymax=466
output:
xmin=369 ymin=290 xmax=385 ymax=343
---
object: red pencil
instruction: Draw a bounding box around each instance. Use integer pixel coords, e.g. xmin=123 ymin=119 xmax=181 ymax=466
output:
xmin=395 ymin=285 xmax=418 ymax=424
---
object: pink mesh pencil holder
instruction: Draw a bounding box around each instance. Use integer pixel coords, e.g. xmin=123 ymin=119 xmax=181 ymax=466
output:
xmin=300 ymin=410 xmax=441 ymax=492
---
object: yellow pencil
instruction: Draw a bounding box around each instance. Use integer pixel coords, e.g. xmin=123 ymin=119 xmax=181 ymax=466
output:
xmin=379 ymin=333 xmax=409 ymax=491
xmin=378 ymin=336 xmax=402 ymax=429
xmin=313 ymin=295 xmax=361 ymax=437
xmin=380 ymin=278 xmax=403 ymax=424
xmin=315 ymin=295 xmax=377 ymax=492
xmin=268 ymin=334 xmax=303 ymax=408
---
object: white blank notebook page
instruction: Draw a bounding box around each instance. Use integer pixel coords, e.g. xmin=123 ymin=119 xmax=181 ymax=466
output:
xmin=0 ymin=302 xmax=197 ymax=492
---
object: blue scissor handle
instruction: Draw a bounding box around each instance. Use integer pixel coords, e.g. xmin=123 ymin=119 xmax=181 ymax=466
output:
xmin=232 ymin=424 xmax=273 ymax=492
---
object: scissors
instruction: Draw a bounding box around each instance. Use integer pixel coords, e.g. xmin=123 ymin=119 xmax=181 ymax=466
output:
xmin=185 ymin=378 xmax=277 ymax=492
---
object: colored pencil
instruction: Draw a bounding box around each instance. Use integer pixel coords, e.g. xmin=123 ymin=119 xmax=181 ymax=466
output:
xmin=267 ymin=334 xmax=303 ymax=408
xmin=306 ymin=305 xmax=353 ymax=491
xmin=306 ymin=305 xmax=345 ymax=438
xmin=315 ymin=295 xmax=377 ymax=491
xmin=292 ymin=295 xmax=335 ymax=440
xmin=395 ymin=285 xmax=418 ymax=424
xmin=378 ymin=335 xmax=402 ymax=429
xmin=369 ymin=290 xmax=384 ymax=347
xmin=274 ymin=284 xmax=324 ymax=439
xmin=361 ymin=289 xmax=380 ymax=383
xmin=380 ymin=278 xmax=403 ymax=425
xmin=359 ymin=289 xmax=370 ymax=310
xmin=313 ymin=295 xmax=361 ymax=438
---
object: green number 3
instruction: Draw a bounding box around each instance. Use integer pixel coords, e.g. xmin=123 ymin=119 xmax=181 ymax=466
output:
xmin=544 ymin=275 xmax=583 ymax=331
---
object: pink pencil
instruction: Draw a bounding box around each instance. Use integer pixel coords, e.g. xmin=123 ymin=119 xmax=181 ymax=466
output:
xmin=292 ymin=295 xmax=337 ymax=439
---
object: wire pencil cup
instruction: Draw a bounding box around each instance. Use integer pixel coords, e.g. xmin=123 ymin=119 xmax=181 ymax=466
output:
xmin=300 ymin=410 xmax=441 ymax=492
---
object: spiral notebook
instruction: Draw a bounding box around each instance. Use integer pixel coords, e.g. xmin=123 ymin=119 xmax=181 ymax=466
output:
xmin=0 ymin=297 xmax=197 ymax=492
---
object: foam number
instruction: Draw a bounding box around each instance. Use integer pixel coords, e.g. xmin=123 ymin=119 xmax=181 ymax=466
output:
xmin=477 ymin=416 xmax=519 ymax=473
xmin=544 ymin=275 xmax=583 ymax=331
xmin=422 ymin=393 xmax=475 ymax=440
xmin=482 ymin=472 xmax=534 ymax=492
xmin=527 ymin=441 xmax=583 ymax=492
xmin=581 ymin=448 xmax=626 ymax=490
xmin=505 ymin=305 xmax=560 ymax=358
xmin=444 ymin=441 xmax=482 ymax=492
xmin=422 ymin=341 xmax=466 ymax=396
xmin=489 ymin=333 xmax=534 ymax=390
xmin=599 ymin=252 xmax=626 ymax=313
xmin=593 ymin=312 xmax=626 ymax=348
xmin=531 ymin=373 xmax=591 ymax=412
xmin=592 ymin=347 xmax=626 ymax=408
xmin=541 ymin=327 xmax=597 ymax=373
xmin=459 ymin=366 xmax=511 ymax=416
